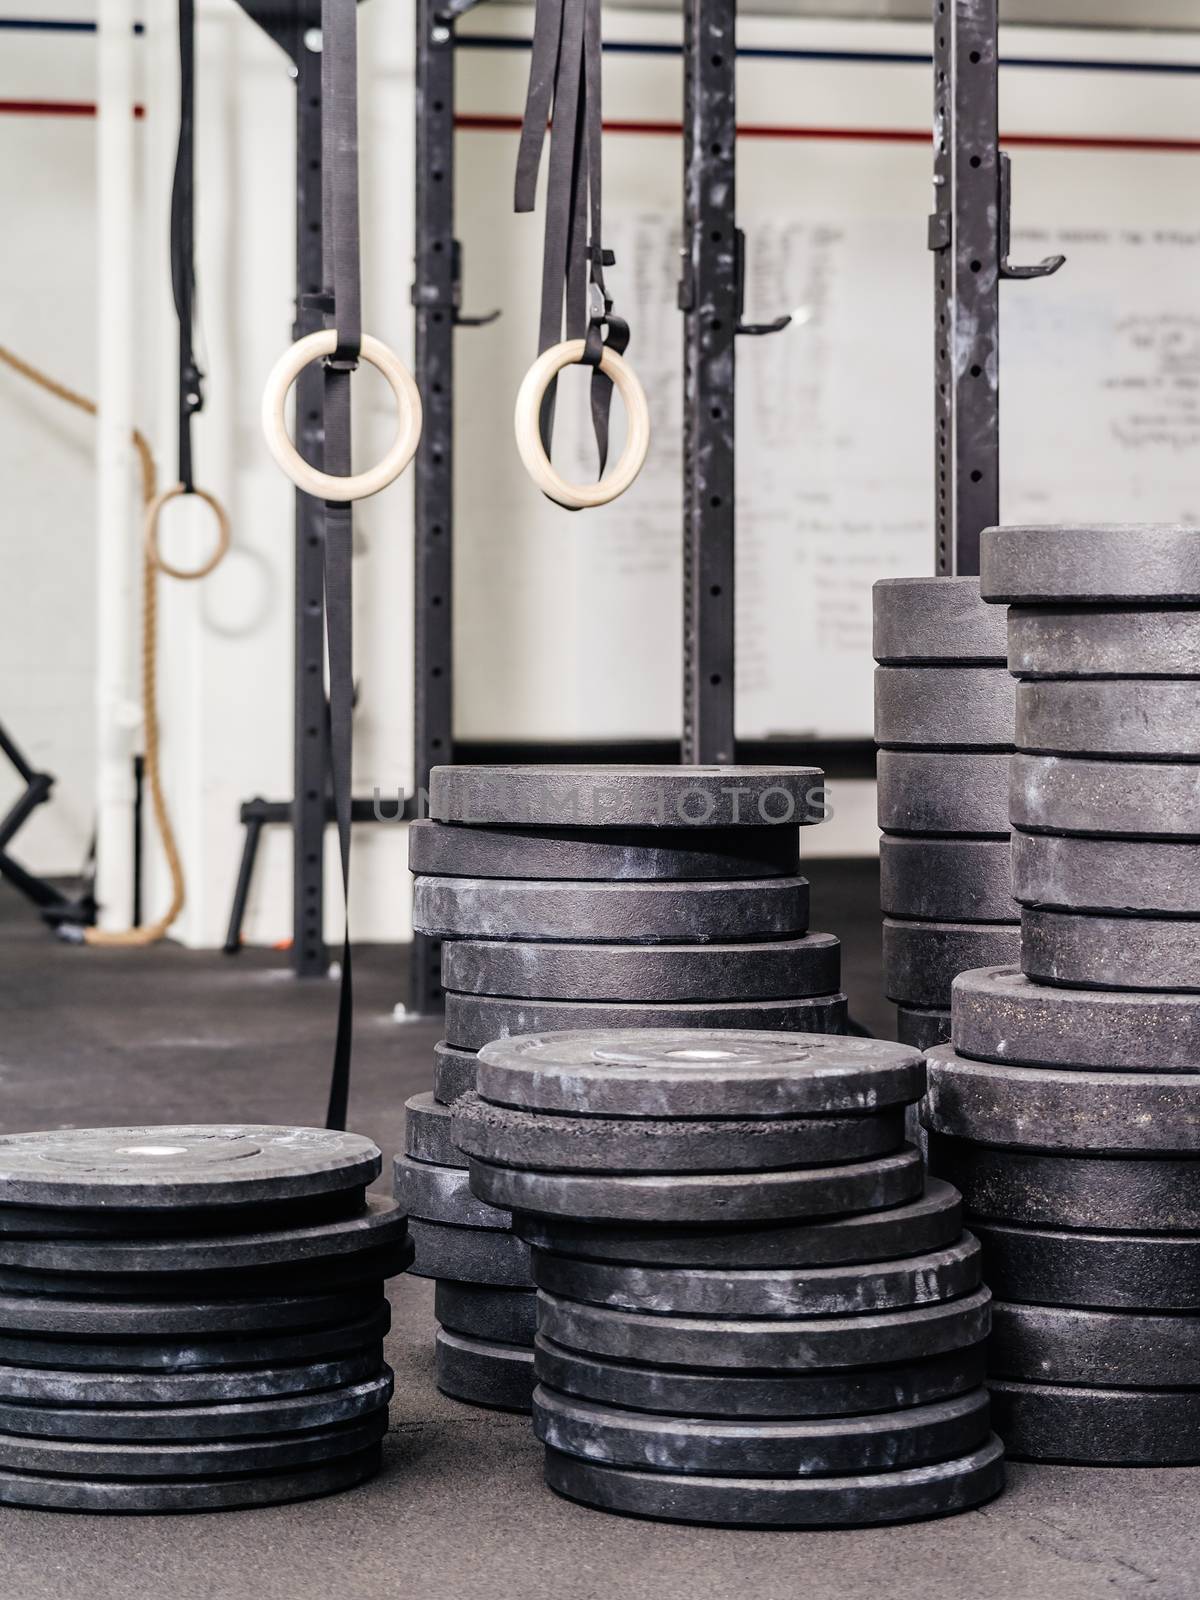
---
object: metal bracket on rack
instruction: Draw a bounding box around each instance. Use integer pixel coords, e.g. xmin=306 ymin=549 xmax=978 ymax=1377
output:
xmin=734 ymin=229 xmax=791 ymax=337
xmin=998 ymin=153 xmax=1066 ymax=282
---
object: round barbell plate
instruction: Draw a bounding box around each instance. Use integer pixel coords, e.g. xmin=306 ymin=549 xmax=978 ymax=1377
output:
xmin=452 ymin=1093 xmax=904 ymax=1175
xmin=468 ymin=1144 xmax=924 ymax=1226
xmin=981 ymin=523 xmax=1200 ymax=604
xmin=896 ymin=1006 xmax=952 ymax=1051
xmin=406 ymin=1219 xmax=530 ymax=1287
xmin=973 ymin=1221 xmax=1200 ymax=1312
xmin=872 ymin=577 xmax=1007 ymax=665
xmin=1017 ymin=678 xmax=1200 ymax=759
xmin=990 ymin=1300 xmax=1200 ymax=1387
xmin=434 ymin=1041 xmax=478 ymax=1106
xmin=0 ymin=1348 xmax=384 ymax=1409
xmin=874 ymin=667 xmax=1014 ymax=751
xmin=928 ymin=1136 xmax=1200 ymax=1232
xmin=534 ymin=1383 xmax=992 ymax=1479
xmin=880 ymin=838 xmax=1013 ymax=922
xmin=0 ymin=1285 xmax=385 ymax=1339
xmin=408 ymin=819 xmax=800 ymax=881
xmin=989 ymin=1380 xmax=1200 ymax=1467
xmin=393 ymin=1155 xmax=509 ymax=1231
xmin=475 ymin=1029 xmax=920 ymax=1119
xmin=0 ymin=1186 xmax=369 ymax=1240
xmin=534 ymin=1334 xmax=987 ymax=1419
xmin=0 ymin=1443 xmax=382 ymax=1512
xmin=1011 ymin=753 xmax=1200 ymax=840
xmin=529 ymin=1234 xmax=981 ymax=1318
xmin=514 ymin=1177 xmax=963 ymax=1268
xmin=435 ymin=1327 xmax=535 ymax=1412
xmin=1014 ymin=830 xmax=1200 ymax=916
xmin=429 ymin=765 xmax=825 ymax=829
xmin=446 ymin=992 xmax=849 ymax=1052
xmin=543 ymin=1436 xmax=1005 ymax=1526
xmin=951 ymin=965 xmax=1200 ymax=1070
xmin=0 ymin=1126 xmax=380 ymax=1212
xmin=414 ymin=874 xmax=810 ymax=943
xmin=883 ymin=919 xmax=1020 ymax=1008
xmin=405 ymin=1092 xmax=466 ymax=1169
xmin=434 ymin=1281 xmax=536 ymax=1345
xmin=1023 ymin=908 xmax=1200 ymax=991
xmin=0 ymin=1372 xmax=393 ymax=1445
xmin=1008 ymin=604 xmax=1200 ymax=679
xmin=876 ymin=752 xmax=1011 ymax=836
xmin=923 ymin=1045 xmax=1200 ymax=1153
xmin=441 ymin=933 xmax=840 ymax=1004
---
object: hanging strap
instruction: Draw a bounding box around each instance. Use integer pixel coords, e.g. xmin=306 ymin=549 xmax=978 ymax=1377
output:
xmin=319 ymin=0 xmax=362 ymax=1134
xmin=515 ymin=0 xmax=626 ymax=477
xmin=169 ymin=0 xmax=203 ymax=492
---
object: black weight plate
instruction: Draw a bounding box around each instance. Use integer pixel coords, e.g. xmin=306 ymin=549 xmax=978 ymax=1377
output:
xmin=1017 ymin=678 xmax=1200 ymax=759
xmin=405 ymin=1093 xmax=465 ymax=1169
xmin=529 ymin=1234 xmax=981 ymax=1318
xmin=1014 ymin=830 xmax=1200 ymax=916
xmin=0 ymin=1443 xmax=383 ymax=1512
xmin=950 ymin=965 xmax=1200 ymax=1071
xmin=923 ymin=1045 xmax=1200 ymax=1154
xmin=928 ymin=1135 xmax=1200 ymax=1232
xmin=543 ymin=1435 xmax=1005 ymax=1527
xmin=0 ymin=1188 xmax=371 ymax=1240
xmin=980 ymin=523 xmax=1200 ymax=604
xmin=414 ymin=875 xmax=811 ymax=944
xmin=874 ymin=667 xmax=1014 ymax=751
xmin=534 ymin=1335 xmax=987 ymax=1420
xmin=872 ymin=577 xmax=1007 ymax=665
xmin=990 ymin=1300 xmax=1200 ymax=1387
xmin=434 ymin=1041 xmax=478 ymax=1106
xmin=1022 ymin=908 xmax=1200 ymax=992
xmin=537 ymin=1284 xmax=992 ymax=1370
xmin=0 ymin=1304 xmax=389 ymax=1373
xmin=989 ymin=1381 xmax=1200 ymax=1466
xmin=0 ymin=1371 xmax=394 ymax=1443
xmin=429 ymin=765 xmax=825 ymax=829
xmin=534 ymin=1383 xmax=992 ymax=1478
xmin=0 ymin=1285 xmax=385 ymax=1338
xmin=876 ymin=752 xmax=1011 ymax=836
xmin=407 ymin=1220 xmax=530 ymax=1287
xmin=1011 ymin=753 xmax=1200 ymax=842
xmin=476 ymin=1029 xmax=920 ymax=1119
xmin=434 ymin=1327 xmax=535 ymax=1411
xmin=515 ymin=1178 xmax=963 ymax=1269
xmin=1008 ymin=604 xmax=1200 ymax=679
xmin=442 ymin=934 xmax=840 ymax=1004
xmin=469 ymin=1144 xmax=925 ymax=1227
xmin=0 ymin=1348 xmax=384 ymax=1408
xmin=880 ymin=838 xmax=1013 ymax=922
xmin=393 ymin=1155 xmax=510 ymax=1230
xmin=453 ymin=1093 xmax=904 ymax=1175
xmin=0 ymin=1126 xmax=380 ymax=1212
xmin=434 ymin=1281 xmax=536 ymax=1344
xmin=882 ymin=919 xmax=1020 ymax=1008
xmin=408 ymin=819 xmax=800 ymax=881
xmin=974 ymin=1222 xmax=1200 ymax=1313
xmin=896 ymin=1006 xmax=952 ymax=1051
xmin=448 ymin=993 xmax=849 ymax=1053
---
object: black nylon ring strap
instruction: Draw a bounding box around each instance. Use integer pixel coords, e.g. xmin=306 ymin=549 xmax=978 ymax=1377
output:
xmin=170 ymin=0 xmax=202 ymax=492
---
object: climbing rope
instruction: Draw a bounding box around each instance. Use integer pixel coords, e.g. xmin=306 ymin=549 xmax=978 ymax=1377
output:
xmin=0 ymin=342 xmax=227 ymax=946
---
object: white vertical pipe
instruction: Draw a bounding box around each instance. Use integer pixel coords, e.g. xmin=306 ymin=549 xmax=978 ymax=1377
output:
xmin=95 ymin=0 xmax=140 ymax=929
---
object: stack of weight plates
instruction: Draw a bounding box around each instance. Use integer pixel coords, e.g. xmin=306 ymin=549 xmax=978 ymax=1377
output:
xmin=452 ymin=1029 xmax=1004 ymax=1527
xmin=874 ymin=577 xmax=1020 ymax=1051
xmin=923 ymin=522 xmax=1200 ymax=1465
xmin=0 ymin=1126 xmax=410 ymax=1511
xmin=400 ymin=763 xmax=847 ymax=1411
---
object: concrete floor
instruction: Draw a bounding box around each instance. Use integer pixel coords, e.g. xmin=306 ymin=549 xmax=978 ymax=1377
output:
xmin=0 ymin=861 xmax=1197 ymax=1600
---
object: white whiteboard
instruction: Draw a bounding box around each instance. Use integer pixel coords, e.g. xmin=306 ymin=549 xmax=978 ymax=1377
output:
xmin=453 ymin=10 xmax=1200 ymax=743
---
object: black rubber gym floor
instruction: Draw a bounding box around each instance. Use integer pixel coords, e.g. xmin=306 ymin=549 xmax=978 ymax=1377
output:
xmin=0 ymin=860 xmax=1196 ymax=1599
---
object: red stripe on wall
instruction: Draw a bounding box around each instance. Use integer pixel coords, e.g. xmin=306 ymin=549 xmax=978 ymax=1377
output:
xmin=0 ymin=100 xmax=145 ymax=118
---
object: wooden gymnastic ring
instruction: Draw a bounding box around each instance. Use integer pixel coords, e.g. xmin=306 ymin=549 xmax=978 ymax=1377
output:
xmin=514 ymin=339 xmax=650 ymax=510
xmin=144 ymin=483 xmax=230 ymax=580
xmin=261 ymin=329 xmax=423 ymax=502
